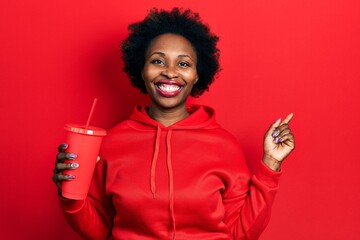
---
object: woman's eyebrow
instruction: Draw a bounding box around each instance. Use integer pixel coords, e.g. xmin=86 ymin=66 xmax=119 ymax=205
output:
xmin=150 ymin=52 xmax=194 ymax=60
xmin=150 ymin=51 xmax=165 ymax=56
xmin=178 ymin=54 xmax=191 ymax=58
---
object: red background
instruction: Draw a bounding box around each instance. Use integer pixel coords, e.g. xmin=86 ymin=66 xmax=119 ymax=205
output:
xmin=1 ymin=0 xmax=359 ymax=239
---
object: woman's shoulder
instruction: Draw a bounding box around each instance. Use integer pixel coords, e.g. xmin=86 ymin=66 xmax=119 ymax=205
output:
xmin=108 ymin=119 xmax=132 ymax=132
xmin=209 ymin=124 xmax=241 ymax=143
xmin=101 ymin=120 xmax=135 ymax=143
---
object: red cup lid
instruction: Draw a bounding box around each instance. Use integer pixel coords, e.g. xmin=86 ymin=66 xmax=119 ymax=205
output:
xmin=64 ymin=123 xmax=107 ymax=136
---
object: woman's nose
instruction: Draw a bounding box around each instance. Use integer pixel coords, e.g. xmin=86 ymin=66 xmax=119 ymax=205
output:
xmin=161 ymin=65 xmax=178 ymax=78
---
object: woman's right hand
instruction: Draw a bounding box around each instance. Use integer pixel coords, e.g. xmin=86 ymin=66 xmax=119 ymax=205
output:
xmin=52 ymin=143 xmax=79 ymax=195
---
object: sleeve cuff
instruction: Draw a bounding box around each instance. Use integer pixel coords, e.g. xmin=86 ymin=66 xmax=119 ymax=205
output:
xmin=254 ymin=161 xmax=282 ymax=188
xmin=58 ymin=196 xmax=86 ymax=213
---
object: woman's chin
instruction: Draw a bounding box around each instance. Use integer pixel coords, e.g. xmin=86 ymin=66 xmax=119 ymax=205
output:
xmin=151 ymin=97 xmax=186 ymax=110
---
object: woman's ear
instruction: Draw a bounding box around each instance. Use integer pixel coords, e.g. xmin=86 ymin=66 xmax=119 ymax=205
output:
xmin=194 ymin=75 xmax=199 ymax=84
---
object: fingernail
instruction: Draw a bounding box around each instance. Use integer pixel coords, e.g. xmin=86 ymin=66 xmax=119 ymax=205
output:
xmin=274 ymin=137 xmax=279 ymax=143
xmin=68 ymin=175 xmax=76 ymax=180
xmin=278 ymin=137 xmax=283 ymax=142
xmin=272 ymin=130 xmax=280 ymax=138
xmin=68 ymin=153 xmax=77 ymax=159
xmin=70 ymin=163 xmax=79 ymax=168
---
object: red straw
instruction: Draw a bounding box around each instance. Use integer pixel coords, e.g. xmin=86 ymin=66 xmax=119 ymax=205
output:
xmin=85 ymin=98 xmax=98 ymax=130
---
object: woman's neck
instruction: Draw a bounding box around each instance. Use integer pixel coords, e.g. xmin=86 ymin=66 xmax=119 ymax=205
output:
xmin=148 ymin=105 xmax=189 ymax=127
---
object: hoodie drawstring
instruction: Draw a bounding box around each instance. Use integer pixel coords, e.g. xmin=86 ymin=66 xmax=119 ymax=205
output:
xmin=150 ymin=126 xmax=176 ymax=239
xmin=166 ymin=129 xmax=176 ymax=239
xmin=150 ymin=125 xmax=161 ymax=199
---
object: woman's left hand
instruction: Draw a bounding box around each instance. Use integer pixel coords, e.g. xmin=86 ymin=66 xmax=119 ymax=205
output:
xmin=262 ymin=113 xmax=295 ymax=171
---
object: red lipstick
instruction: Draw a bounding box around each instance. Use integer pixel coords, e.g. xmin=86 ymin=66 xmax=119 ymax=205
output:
xmin=154 ymin=80 xmax=184 ymax=97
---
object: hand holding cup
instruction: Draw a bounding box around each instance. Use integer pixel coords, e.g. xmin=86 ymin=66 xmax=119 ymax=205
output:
xmin=52 ymin=98 xmax=106 ymax=200
xmin=52 ymin=143 xmax=79 ymax=194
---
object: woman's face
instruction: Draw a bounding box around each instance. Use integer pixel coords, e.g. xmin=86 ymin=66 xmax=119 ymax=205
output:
xmin=142 ymin=33 xmax=198 ymax=111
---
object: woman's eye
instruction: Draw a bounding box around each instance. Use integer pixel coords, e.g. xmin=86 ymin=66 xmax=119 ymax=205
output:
xmin=151 ymin=59 xmax=164 ymax=65
xmin=179 ymin=62 xmax=190 ymax=67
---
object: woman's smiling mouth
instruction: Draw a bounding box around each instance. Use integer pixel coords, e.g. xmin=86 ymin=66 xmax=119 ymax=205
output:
xmin=155 ymin=80 xmax=184 ymax=97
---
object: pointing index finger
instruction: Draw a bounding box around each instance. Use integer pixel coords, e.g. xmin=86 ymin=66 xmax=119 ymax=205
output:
xmin=281 ymin=113 xmax=294 ymax=125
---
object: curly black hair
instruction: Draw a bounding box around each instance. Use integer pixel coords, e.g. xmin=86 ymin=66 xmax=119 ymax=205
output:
xmin=121 ymin=7 xmax=220 ymax=97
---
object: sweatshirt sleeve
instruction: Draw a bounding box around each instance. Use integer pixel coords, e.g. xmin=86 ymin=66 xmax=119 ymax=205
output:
xmin=58 ymin=158 xmax=115 ymax=240
xmin=223 ymin=160 xmax=282 ymax=240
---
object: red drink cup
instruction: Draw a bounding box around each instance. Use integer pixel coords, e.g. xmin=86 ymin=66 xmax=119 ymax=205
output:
xmin=61 ymin=123 xmax=107 ymax=200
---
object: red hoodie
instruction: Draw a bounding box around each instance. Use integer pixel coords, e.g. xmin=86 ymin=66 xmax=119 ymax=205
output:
xmin=59 ymin=105 xmax=281 ymax=240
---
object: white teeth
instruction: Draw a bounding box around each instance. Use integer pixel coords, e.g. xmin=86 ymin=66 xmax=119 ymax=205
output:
xmin=158 ymin=84 xmax=181 ymax=92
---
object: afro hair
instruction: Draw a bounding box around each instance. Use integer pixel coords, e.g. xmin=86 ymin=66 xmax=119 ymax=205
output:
xmin=121 ymin=7 xmax=221 ymax=97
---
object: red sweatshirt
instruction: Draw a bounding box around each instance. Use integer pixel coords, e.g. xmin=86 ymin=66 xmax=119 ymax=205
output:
xmin=60 ymin=105 xmax=281 ymax=240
